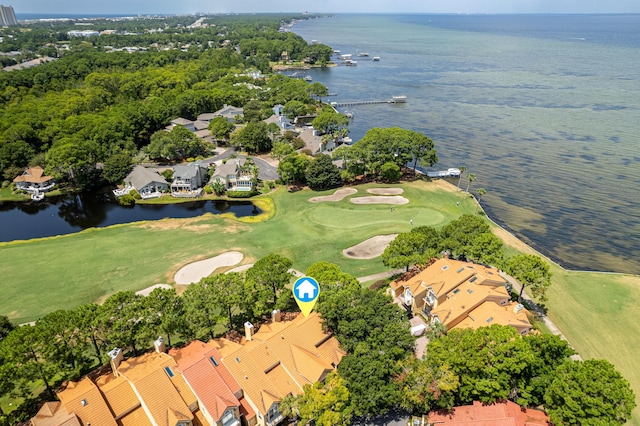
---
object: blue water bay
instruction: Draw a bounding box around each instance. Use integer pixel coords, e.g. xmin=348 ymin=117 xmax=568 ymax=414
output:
xmin=293 ymin=14 xmax=640 ymax=273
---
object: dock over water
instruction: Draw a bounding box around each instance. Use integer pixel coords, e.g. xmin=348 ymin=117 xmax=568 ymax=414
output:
xmin=332 ymin=95 xmax=406 ymax=107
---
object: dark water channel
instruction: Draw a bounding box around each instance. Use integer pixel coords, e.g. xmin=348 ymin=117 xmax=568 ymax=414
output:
xmin=0 ymin=190 xmax=261 ymax=242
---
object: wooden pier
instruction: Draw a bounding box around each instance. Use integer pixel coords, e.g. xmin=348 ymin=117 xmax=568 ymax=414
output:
xmin=332 ymin=96 xmax=406 ymax=107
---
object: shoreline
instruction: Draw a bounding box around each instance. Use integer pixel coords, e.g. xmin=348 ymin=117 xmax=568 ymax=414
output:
xmin=431 ymin=178 xmax=629 ymax=276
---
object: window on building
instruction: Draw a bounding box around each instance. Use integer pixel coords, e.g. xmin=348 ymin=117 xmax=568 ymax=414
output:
xmin=221 ymin=409 xmax=236 ymax=426
xmin=164 ymin=366 xmax=174 ymax=377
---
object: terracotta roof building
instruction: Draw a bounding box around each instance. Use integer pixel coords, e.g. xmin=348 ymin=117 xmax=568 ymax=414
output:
xmin=213 ymin=312 xmax=345 ymax=426
xmin=170 ymin=340 xmax=253 ymax=426
xmin=390 ymin=258 xmax=532 ymax=334
xmin=427 ymin=400 xmax=551 ymax=425
xmin=30 ymin=402 xmax=81 ymax=426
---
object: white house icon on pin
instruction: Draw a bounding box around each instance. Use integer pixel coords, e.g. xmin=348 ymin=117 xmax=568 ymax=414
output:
xmin=296 ymin=279 xmax=317 ymax=300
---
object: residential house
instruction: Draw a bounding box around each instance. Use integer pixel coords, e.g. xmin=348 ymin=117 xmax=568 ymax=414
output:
xmin=297 ymin=128 xmax=338 ymax=155
xmin=171 ymin=162 xmax=209 ymax=197
xmin=170 ymin=341 xmax=256 ymax=426
xmin=389 ymin=258 xmax=532 ymax=334
xmin=272 ymin=105 xmax=284 ymax=117
xmin=30 ymin=402 xmax=81 ymax=426
xmin=427 ymin=400 xmax=551 ymax=425
xmin=207 ymin=105 xmax=244 ymax=123
xmin=124 ymin=165 xmax=168 ymax=199
xmin=211 ymin=159 xmax=253 ymax=192
xmin=32 ymin=314 xmax=343 ymax=426
xmin=168 ymin=118 xmax=196 ymax=132
xmin=193 ymin=120 xmax=210 ymax=131
xmin=264 ymin=114 xmax=295 ymax=133
xmin=213 ymin=312 xmax=345 ymax=426
xmin=43 ymin=344 xmax=197 ymax=426
xmin=13 ymin=166 xmax=55 ymax=193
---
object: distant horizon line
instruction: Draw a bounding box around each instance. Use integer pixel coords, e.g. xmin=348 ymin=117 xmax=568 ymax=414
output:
xmin=16 ymin=11 xmax=640 ymax=18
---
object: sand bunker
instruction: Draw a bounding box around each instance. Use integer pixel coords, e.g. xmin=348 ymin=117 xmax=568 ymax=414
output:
xmin=350 ymin=195 xmax=409 ymax=205
xmin=174 ymin=251 xmax=244 ymax=285
xmin=343 ymin=234 xmax=399 ymax=259
xmin=136 ymin=284 xmax=173 ymax=296
xmin=367 ymin=188 xmax=404 ymax=195
xmin=309 ymin=188 xmax=357 ymax=203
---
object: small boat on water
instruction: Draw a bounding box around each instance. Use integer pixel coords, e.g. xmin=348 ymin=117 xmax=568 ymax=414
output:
xmin=372 ymin=56 xmax=381 ymax=61
xmin=358 ymin=52 xmax=369 ymax=57
xmin=344 ymin=59 xmax=358 ymax=66
xmin=304 ymin=75 xmax=313 ymax=82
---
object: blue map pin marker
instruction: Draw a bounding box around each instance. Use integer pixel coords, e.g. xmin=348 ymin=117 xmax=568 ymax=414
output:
xmin=293 ymin=276 xmax=320 ymax=317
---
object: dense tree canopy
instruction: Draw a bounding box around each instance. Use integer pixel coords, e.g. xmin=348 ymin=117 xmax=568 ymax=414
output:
xmin=305 ymin=154 xmax=342 ymax=191
xmin=545 ymin=359 xmax=635 ymax=426
xmin=0 ymin=14 xmax=329 ymax=189
xmin=425 ymin=326 xmax=575 ymax=407
xmin=348 ymin=127 xmax=438 ymax=176
xmin=382 ymin=214 xmax=504 ymax=270
xmin=309 ymin=261 xmax=414 ymax=417
xmin=504 ymin=254 xmax=552 ymax=302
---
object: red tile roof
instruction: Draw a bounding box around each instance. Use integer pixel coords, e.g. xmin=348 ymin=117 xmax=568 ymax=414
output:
xmin=428 ymin=400 xmax=551 ymax=425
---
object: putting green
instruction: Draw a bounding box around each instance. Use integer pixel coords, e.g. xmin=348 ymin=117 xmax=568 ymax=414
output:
xmin=306 ymin=205 xmax=446 ymax=229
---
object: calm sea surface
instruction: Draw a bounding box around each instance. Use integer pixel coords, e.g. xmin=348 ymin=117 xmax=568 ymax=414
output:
xmin=293 ymin=14 xmax=640 ymax=274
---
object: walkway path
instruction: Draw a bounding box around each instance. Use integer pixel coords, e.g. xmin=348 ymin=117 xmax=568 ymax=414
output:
xmin=500 ymin=272 xmax=582 ymax=361
xmin=357 ymin=269 xmax=403 ymax=283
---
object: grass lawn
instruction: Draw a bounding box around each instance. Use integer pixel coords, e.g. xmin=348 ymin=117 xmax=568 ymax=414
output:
xmin=2 ymin=179 xmax=640 ymax=424
xmin=0 ymin=180 xmax=472 ymax=323
xmin=544 ymin=268 xmax=640 ymax=426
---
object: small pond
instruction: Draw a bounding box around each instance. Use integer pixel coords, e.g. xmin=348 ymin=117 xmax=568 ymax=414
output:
xmin=0 ymin=190 xmax=261 ymax=242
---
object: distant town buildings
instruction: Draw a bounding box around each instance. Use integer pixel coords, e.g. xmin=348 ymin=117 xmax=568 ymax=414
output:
xmin=0 ymin=5 xmax=17 ymax=26
xmin=67 ymin=30 xmax=100 ymax=37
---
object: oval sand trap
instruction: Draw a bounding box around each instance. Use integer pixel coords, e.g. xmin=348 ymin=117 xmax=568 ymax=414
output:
xmin=350 ymin=195 xmax=409 ymax=205
xmin=136 ymin=284 xmax=173 ymax=296
xmin=309 ymin=188 xmax=357 ymax=203
xmin=174 ymin=251 xmax=244 ymax=284
xmin=367 ymin=188 xmax=404 ymax=195
xmin=343 ymin=234 xmax=399 ymax=259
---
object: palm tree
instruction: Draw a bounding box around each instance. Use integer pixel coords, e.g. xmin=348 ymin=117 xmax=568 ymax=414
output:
xmin=475 ymin=187 xmax=486 ymax=213
xmin=466 ymin=173 xmax=476 ymax=193
xmin=457 ymin=165 xmax=467 ymax=188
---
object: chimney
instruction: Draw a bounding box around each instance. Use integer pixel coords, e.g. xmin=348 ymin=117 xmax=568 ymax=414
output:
xmin=154 ymin=336 xmax=166 ymax=354
xmin=244 ymin=322 xmax=254 ymax=341
xmin=441 ymin=250 xmax=450 ymax=259
xmin=108 ymin=348 xmax=123 ymax=377
xmin=514 ymin=303 xmax=524 ymax=313
xmin=271 ymin=310 xmax=281 ymax=323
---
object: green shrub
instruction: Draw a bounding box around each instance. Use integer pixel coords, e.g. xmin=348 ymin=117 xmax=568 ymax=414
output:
xmin=226 ymin=190 xmax=257 ymax=198
xmin=1 ymin=180 xmax=9 ymax=188
xmin=118 ymin=194 xmax=136 ymax=206
xmin=204 ymin=186 xmax=213 ymax=194
xmin=132 ymin=190 xmax=142 ymax=200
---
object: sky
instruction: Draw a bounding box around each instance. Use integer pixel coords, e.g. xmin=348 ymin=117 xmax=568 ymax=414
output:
xmin=13 ymin=0 xmax=640 ymax=15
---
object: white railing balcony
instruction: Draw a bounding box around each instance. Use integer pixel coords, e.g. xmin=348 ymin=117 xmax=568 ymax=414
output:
xmin=267 ymin=414 xmax=284 ymax=426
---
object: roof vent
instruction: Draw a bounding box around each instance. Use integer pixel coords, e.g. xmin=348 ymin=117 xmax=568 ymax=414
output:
xmin=514 ymin=303 xmax=524 ymax=313
xmin=80 ymin=399 xmax=88 ymax=406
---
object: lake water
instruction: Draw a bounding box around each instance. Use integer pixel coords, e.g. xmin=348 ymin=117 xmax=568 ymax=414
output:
xmin=293 ymin=14 xmax=640 ymax=274
xmin=0 ymin=191 xmax=260 ymax=242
